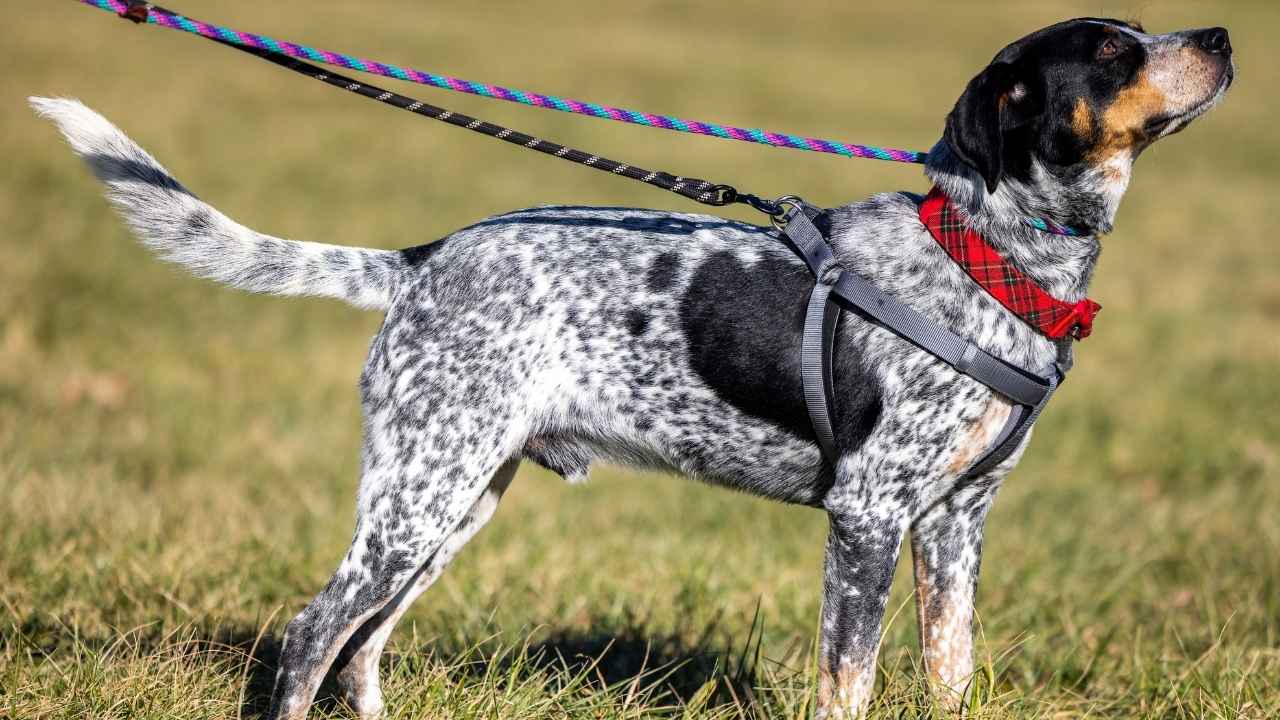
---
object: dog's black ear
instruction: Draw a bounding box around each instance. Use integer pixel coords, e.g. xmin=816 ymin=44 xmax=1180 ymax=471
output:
xmin=944 ymin=61 xmax=1039 ymax=194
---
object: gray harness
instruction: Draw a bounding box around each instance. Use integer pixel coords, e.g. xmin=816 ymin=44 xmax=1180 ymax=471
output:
xmin=778 ymin=200 xmax=1070 ymax=477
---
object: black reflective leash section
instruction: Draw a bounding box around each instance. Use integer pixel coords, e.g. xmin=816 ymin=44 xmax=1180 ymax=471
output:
xmin=118 ymin=2 xmax=783 ymax=216
xmin=778 ymin=203 xmax=1065 ymax=475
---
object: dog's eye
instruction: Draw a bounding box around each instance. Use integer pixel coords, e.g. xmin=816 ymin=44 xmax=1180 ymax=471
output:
xmin=1098 ymin=39 xmax=1121 ymax=59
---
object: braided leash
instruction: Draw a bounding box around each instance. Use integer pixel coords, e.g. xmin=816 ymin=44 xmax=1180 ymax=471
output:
xmin=87 ymin=0 xmax=1084 ymax=235
xmin=89 ymin=0 xmax=925 ymax=165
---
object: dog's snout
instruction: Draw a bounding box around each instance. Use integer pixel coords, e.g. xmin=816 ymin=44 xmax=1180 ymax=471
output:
xmin=1196 ymin=27 xmax=1231 ymax=56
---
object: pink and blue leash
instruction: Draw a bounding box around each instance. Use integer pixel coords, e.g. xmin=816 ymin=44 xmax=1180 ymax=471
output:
xmin=74 ymin=0 xmax=1083 ymax=236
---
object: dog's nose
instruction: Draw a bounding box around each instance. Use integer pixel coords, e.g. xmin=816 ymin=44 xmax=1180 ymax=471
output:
xmin=1196 ymin=27 xmax=1231 ymax=56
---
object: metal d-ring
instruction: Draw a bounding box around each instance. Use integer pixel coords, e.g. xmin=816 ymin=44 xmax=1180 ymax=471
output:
xmin=770 ymin=195 xmax=805 ymax=231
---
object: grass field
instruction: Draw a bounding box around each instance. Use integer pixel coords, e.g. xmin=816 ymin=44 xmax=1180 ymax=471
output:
xmin=3 ymin=1 xmax=1279 ymax=718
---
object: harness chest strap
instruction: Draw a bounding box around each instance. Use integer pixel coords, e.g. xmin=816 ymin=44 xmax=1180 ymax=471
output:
xmin=778 ymin=204 xmax=1065 ymax=477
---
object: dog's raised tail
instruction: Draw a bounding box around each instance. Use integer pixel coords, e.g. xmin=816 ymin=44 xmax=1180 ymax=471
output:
xmin=30 ymin=97 xmax=404 ymax=311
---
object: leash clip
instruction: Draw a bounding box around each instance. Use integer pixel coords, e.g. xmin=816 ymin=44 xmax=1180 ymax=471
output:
xmin=119 ymin=1 xmax=151 ymax=24
xmin=705 ymin=184 xmax=737 ymax=206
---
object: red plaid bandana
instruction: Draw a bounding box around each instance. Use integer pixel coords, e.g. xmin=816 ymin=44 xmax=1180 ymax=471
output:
xmin=919 ymin=186 xmax=1101 ymax=340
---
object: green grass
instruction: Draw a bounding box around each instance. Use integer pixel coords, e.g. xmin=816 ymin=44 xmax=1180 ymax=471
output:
xmin=3 ymin=1 xmax=1279 ymax=717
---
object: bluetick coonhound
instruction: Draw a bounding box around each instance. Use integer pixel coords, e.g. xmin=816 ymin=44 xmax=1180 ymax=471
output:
xmin=33 ymin=16 xmax=1233 ymax=719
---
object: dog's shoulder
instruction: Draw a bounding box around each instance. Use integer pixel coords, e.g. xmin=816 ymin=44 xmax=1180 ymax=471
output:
xmin=827 ymin=191 xmax=935 ymax=274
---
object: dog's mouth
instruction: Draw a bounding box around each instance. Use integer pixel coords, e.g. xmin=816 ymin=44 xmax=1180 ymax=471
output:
xmin=1145 ymin=65 xmax=1234 ymax=139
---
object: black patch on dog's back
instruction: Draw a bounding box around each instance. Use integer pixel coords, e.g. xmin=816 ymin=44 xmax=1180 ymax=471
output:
xmin=646 ymin=251 xmax=682 ymax=292
xmin=679 ymin=250 xmax=883 ymax=454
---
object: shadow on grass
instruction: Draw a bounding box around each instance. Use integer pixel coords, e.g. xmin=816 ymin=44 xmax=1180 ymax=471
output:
xmin=8 ymin=607 xmax=803 ymax=719
xmin=431 ymin=607 xmax=797 ymax=714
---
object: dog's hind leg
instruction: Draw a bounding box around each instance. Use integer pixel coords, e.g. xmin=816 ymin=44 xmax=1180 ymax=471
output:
xmin=909 ymin=479 xmax=1001 ymax=711
xmin=264 ymin=383 xmax=529 ymax=720
xmin=331 ymin=459 xmax=517 ymax=718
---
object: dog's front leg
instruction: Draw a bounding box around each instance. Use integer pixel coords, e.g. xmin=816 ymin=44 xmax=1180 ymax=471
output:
xmin=815 ymin=508 xmax=907 ymax=718
xmin=909 ymin=484 xmax=999 ymax=710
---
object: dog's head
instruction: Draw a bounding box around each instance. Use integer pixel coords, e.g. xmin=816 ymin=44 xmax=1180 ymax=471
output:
xmin=940 ymin=18 xmax=1234 ymax=231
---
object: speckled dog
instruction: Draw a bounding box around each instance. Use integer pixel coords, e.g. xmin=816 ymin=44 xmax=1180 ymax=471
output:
xmin=34 ymin=16 xmax=1233 ymax=720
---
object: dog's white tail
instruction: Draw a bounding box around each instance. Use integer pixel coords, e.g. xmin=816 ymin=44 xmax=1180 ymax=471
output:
xmin=31 ymin=97 xmax=405 ymax=311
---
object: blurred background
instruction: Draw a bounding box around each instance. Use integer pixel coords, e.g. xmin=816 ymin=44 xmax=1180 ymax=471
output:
xmin=2 ymin=2 xmax=1277 ymax=718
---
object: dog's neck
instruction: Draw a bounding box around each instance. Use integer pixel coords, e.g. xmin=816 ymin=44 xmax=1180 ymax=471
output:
xmin=923 ymin=142 xmax=1105 ymax=302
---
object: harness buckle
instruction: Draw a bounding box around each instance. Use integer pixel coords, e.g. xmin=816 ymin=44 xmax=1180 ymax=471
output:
xmin=120 ymin=1 xmax=151 ymax=24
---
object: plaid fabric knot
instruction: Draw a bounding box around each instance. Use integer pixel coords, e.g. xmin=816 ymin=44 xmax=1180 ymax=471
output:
xmin=1047 ymin=298 xmax=1102 ymax=339
xmin=920 ymin=187 xmax=1101 ymax=341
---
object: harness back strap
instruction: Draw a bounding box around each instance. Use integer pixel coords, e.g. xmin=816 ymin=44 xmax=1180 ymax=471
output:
xmin=779 ymin=204 xmax=1064 ymax=476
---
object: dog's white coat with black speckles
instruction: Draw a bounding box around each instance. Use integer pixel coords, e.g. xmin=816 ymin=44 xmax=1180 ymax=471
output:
xmin=32 ymin=16 xmax=1233 ymax=719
